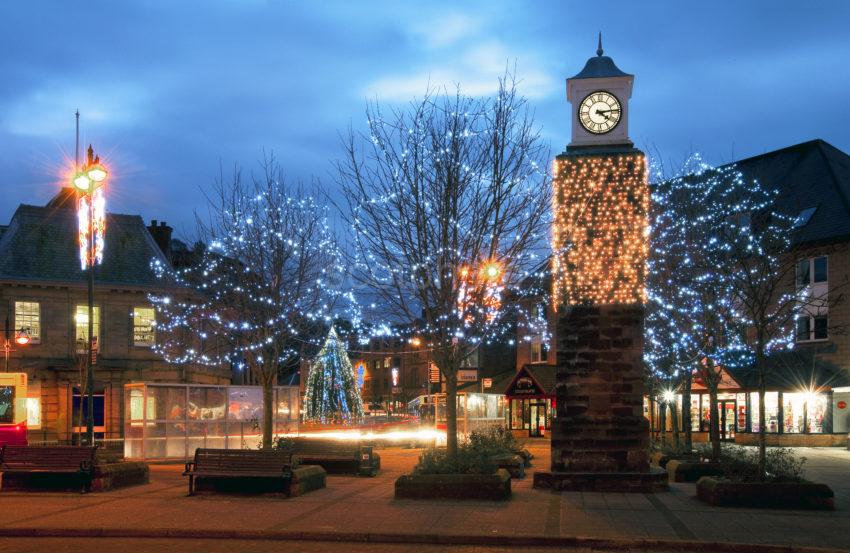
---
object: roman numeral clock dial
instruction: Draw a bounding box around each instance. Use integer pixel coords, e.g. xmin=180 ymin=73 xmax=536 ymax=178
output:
xmin=579 ymin=91 xmax=622 ymax=134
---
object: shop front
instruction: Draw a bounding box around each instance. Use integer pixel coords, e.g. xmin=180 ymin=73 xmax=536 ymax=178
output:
xmin=648 ymin=354 xmax=849 ymax=446
xmin=504 ymin=365 xmax=555 ymax=438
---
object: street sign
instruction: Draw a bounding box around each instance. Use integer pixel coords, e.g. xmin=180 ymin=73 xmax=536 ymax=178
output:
xmin=91 ymin=337 xmax=98 ymax=365
xmin=429 ymin=363 xmax=441 ymax=383
xmin=483 ymin=378 xmax=492 ymax=389
xmin=457 ymin=369 xmax=478 ymax=382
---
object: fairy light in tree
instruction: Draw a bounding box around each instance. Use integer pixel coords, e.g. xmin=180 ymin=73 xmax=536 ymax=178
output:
xmin=552 ymin=152 xmax=650 ymax=306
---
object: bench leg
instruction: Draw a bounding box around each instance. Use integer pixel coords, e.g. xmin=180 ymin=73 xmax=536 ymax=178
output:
xmin=188 ymin=474 xmax=194 ymax=497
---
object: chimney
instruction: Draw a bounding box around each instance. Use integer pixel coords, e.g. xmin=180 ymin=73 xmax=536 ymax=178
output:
xmin=147 ymin=219 xmax=173 ymax=261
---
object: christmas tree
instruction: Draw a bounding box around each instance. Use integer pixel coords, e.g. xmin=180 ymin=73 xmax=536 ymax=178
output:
xmin=303 ymin=326 xmax=364 ymax=422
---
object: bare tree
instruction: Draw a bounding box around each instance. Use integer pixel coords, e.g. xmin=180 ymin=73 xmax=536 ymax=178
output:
xmin=151 ymin=155 xmax=342 ymax=448
xmin=337 ymin=75 xmax=551 ymax=456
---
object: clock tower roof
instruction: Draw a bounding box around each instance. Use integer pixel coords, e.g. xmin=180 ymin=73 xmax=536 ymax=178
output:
xmin=570 ymin=33 xmax=631 ymax=80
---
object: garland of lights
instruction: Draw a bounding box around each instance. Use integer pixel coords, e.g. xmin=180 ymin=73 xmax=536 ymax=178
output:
xmin=552 ymin=152 xmax=649 ymax=306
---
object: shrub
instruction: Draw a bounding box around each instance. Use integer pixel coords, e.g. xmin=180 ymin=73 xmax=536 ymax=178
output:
xmin=705 ymin=444 xmax=806 ymax=483
xmin=414 ymin=427 xmax=518 ymax=475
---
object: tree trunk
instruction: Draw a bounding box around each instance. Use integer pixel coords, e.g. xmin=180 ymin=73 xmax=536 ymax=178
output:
xmin=445 ymin=371 xmax=458 ymax=459
xmin=262 ymin=379 xmax=274 ymax=450
xmin=648 ymin=395 xmax=656 ymax=445
xmin=659 ymin=402 xmax=667 ymax=447
xmin=682 ymin=371 xmax=693 ymax=451
xmin=669 ymin=401 xmax=680 ymax=450
xmin=757 ymin=348 xmax=767 ymax=480
xmin=709 ymin=385 xmax=720 ymax=462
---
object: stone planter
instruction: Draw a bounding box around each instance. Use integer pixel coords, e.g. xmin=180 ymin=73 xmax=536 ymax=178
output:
xmin=193 ymin=465 xmax=326 ymax=496
xmin=696 ymin=477 xmax=834 ymax=510
xmin=90 ymin=461 xmax=150 ymax=492
xmin=651 ymin=451 xmax=700 ymax=469
xmin=395 ymin=469 xmax=511 ymax=500
xmin=491 ymin=453 xmax=525 ymax=478
xmin=666 ymin=460 xmax=724 ymax=483
xmin=288 ymin=465 xmax=326 ymax=497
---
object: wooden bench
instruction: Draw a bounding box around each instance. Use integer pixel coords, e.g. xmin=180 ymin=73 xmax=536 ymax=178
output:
xmin=291 ymin=438 xmax=380 ymax=476
xmin=182 ymin=448 xmax=294 ymax=496
xmin=0 ymin=445 xmax=98 ymax=493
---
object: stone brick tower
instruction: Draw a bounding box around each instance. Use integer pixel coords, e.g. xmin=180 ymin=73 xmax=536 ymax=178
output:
xmin=534 ymin=35 xmax=665 ymax=491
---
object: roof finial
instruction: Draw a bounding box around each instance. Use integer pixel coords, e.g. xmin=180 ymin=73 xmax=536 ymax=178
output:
xmin=597 ymin=32 xmax=603 ymax=56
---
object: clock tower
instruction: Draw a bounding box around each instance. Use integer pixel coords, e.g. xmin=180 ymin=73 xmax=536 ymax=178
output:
xmin=566 ymin=34 xmax=634 ymax=150
xmin=534 ymin=36 xmax=663 ymax=492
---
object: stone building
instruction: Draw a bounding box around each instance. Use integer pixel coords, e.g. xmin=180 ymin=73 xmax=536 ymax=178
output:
xmin=0 ymin=188 xmax=230 ymax=443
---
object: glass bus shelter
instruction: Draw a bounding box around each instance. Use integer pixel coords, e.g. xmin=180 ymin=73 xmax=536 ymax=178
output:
xmin=124 ymin=383 xmax=300 ymax=460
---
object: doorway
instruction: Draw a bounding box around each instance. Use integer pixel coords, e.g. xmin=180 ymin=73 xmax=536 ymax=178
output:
xmin=717 ymin=400 xmax=736 ymax=440
xmin=529 ymin=402 xmax=546 ymax=437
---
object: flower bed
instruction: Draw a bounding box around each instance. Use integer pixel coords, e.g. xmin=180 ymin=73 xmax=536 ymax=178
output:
xmin=696 ymin=477 xmax=834 ymax=510
xmin=395 ymin=469 xmax=511 ymax=500
xmin=666 ymin=459 xmax=723 ymax=483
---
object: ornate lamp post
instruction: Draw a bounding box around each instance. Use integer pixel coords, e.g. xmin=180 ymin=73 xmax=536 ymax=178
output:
xmin=72 ymin=145 xmax=108 ymax=446
xmin=3 ymin=326 xmax=31 ymax=372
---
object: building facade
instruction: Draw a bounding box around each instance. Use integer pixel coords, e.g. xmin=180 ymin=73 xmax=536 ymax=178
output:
xmin=0 ymin=189 xmax=230 ymax=443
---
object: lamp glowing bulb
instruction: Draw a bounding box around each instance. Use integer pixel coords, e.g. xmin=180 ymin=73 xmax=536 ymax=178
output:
xmin=483 ymin=262 xmax=501 ymax=281
xmin=87 ymin=164 xmax=108 ymax=183
xmin=662 ymin=389 xmax=675 ymax=403
xmin=73 ymin=173 xmax=91 ymax=192
xmin=14 ymin=330 xmax=30 ymax=346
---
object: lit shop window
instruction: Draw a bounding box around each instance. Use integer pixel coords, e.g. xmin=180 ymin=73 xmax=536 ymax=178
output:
xmin=26 ymin=397 xmax=41 ymax=428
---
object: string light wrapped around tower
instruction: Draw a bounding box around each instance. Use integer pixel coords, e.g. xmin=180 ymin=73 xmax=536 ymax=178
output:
xmin=552 ymin=152 xmax=649 ymax=306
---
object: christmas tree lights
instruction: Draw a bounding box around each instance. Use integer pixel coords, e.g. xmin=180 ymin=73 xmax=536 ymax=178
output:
xmin=303 ymin=326 xmax=365 ymax=422
xmin=552 ymin=152 xmax=649 ymax=306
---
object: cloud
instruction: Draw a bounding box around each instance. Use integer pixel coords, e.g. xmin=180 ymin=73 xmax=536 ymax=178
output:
xmin=363 ymin=40 xmax=556 ymax=101
xmin=3 ymin=80 xmax=153 ymax=138
xmin=409 ymin=12 xmax=480 ymax=49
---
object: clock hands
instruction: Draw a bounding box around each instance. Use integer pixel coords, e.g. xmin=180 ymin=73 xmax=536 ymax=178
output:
xmin=594 ymin=108 xmax=620 ymax=120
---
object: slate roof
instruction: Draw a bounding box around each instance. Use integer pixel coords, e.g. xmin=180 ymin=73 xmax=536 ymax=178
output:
xmin=570 ymin=54 xmax=631 ymax=80
xmin=724 ymin=139 xmax=850 ymax=246
xmin=727 ymin=349 xmax=850 ymax=391
xmin=0 ymin=188 xmax=171 ymax=288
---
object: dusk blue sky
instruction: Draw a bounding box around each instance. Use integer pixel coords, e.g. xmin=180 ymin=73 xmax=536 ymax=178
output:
xmin=2 ymin=1 xmax=849 ymax=239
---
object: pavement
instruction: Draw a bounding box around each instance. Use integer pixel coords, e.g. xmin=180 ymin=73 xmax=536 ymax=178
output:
xmin=0 ymin=443 xmax=848 ymax=553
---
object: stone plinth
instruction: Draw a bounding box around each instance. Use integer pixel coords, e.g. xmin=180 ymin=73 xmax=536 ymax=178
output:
xmin=535 ymin=304 xmax=664 ymax=492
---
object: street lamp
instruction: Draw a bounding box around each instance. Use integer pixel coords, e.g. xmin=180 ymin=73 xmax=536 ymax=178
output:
xmin=72 ymin=145 xmax=108 ymax=446
xmin=3 ymin=327 xmax=31 ymax=372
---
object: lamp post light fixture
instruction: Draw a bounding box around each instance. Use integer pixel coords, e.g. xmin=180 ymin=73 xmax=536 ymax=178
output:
xmin=72 ymin=145 xmax=108 ymax=446
xmin=3 ymin=327 xmax=31 ymax=372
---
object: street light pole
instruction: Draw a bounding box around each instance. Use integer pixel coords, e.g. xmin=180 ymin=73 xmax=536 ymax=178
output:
xmin=72 ymin=145 xmax=107 ymax=447
xmin=86 ymin=187 xmax=95 ymax=445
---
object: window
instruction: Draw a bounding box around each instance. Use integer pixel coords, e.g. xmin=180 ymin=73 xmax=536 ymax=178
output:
xmin=796 ymin=256 xmax=827 ymax=288
xmin=133 ymin=307 xmax=156 ymax=346
xmin=14 ymin=301 xmax=40 ymax=343
xmin=72 ymin=386 xmax=105 ymax=433
xmin=75 ymin=305 xmax=101 ymax=352
xmin=793 ymin=206 xmax=818 ymax=228
xmin=750 ymin=391 xmax=780 ymax=433
xmin=530 ymin=338 xmax=549 ymax=363
xmin=0 ymin=386 xmax=13 ymax=424
xmin=796 ymin=256 xmax=828 ymax=342
xmin=797 ymin=314 xmax=828 ymax=342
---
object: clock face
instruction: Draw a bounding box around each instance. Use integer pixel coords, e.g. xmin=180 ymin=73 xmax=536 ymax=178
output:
xmin=579 ymin=91 xmax=622 ymax=134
